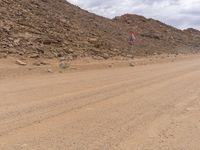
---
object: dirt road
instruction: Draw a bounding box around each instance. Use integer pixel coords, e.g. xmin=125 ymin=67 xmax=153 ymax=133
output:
xmin=0 ymin=58 xmax=200 ymax=150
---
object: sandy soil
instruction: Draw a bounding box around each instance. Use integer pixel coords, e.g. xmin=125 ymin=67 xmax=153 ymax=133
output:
xmin=0 ymin=55 xmax=200 ymax=149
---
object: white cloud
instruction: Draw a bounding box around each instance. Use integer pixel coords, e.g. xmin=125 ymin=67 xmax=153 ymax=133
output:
xmin=67 ymin=0 xmax=200 ymax=30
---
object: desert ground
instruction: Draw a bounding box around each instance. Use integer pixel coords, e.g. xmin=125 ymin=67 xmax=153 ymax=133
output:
xmin=0 ymin=55 xmax=200 ymax=150
xmin=1 ymin=0 xmax=200 ymax=149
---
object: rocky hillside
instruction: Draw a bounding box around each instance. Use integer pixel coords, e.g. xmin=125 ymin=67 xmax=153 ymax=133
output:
xmin=114 ymin=14 xmax=200 ymax=55
xmin=0 ymin=0 xmax=200 ymax=60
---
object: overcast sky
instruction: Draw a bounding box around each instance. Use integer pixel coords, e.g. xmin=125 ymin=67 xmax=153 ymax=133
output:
xmin=67 ymin=0 xmax=200 ymax=30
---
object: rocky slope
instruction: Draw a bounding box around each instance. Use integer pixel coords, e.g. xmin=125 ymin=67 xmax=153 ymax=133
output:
xmin=0 ymin=0 xmax=200 ymax=60
xmin=114 ymin=14 xmax=200 ymax=55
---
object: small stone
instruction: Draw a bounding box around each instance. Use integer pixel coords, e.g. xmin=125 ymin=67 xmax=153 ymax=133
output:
xmin=8 ymin=43 xmax=13 ymax=47
xmin=87 ymin=37 xmax=98 ymax=43
xmin=57 ymin=53 xmax=63 ymax=57
xmin=47 ymin=68 xmax=53 ymax=73
xmin=108 ymin=64 xmax=113 ymax=68
xmin=3 ymin=54 xmax=8 ymax=58
xmin=129 ymin=62 xmax=135 ymax=67
xmin=40 ymin=60 xmax=48 ymax=65
xmin=127 ymin=54 xmax=133 ymax=58
xmin=68 ymin=48 xmax=74 ymax=53
xmin=30 ymin=54 xmax=39 ymax=58
xmin=33 ymin=61 xmax=41 ymax=66
xmin=14 ymin=39 xmax=20 ymax=45
xmin=16 ymin=59 xmax=27 ymax=66
xmin=66 ymin=55 xmax=74 ymax=61
xmin=59 ymin=62 xmax=69 ymax=69
xmin=0 ymin=53 xmax=7 ymax=59
xmin=102 ymin=53 xmax=109 ymax=59
xmin=59 ymin=57 xmax=66 ymax=61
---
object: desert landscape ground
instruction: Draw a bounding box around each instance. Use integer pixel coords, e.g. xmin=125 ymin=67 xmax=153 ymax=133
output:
xmin=1 ymin=55 xmax=200 ymax=150
xmin=1 ymin=0 xmax=200 ymax=149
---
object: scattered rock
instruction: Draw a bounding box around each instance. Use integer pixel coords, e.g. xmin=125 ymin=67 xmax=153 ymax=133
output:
xmin=47 ymin=68 xmax=53 ymax=73
xmin=0 ymin=53 xmax=7 ymax=59
xmin=59 ymin=70 xmax=63 ymax=73
xmin=129 ymin=62 xmax=135 ymax=67
xmin=30 ymin=54 xmax=39 ymax=58
xmin=66 ymin=55 xmax=74 ymax=61
xmin=59 ymin=57 xmax=66 ymax=61
xmin=102 ymin=53 xmax=109 ymax=59
xmin=33 ymin=61 xmax=41 ymax=66
xmin=40 ymin=60 xmax=49 ymax=65
xmin=127 ymin=54 xmax=134 ymax=58
xmin=87 ymin=37 xmax=98 ymax=43
xmin=68 ymin=48 xmax=74 ymax=53
xmin=59 ymin=62 xmax=69 ymax=69
xmin=1 ymin=1 xmax=200 ymax=60
xmin=14 ymin=39 xmax=20 ymax=45
xmin=16 ymin=59 xmax=27 ymax=66
xmin=108 ymin=64 xmax=113 ymax=68
xmin=57 ymin=53 xmax=63 ymax=57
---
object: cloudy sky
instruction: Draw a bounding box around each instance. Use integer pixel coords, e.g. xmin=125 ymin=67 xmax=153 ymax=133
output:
xmin=67 ymin=0 xmax=200 ymax=30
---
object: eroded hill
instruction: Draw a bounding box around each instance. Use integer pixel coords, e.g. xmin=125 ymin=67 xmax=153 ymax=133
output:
xmin=0 ymin=0 xmax=200 ymax=60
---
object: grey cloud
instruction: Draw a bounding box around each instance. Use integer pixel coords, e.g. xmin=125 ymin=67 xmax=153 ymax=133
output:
xmin=181 ymin=10 xmax=200 ymax=16
xmin=67 ymin=0 xmax=200 ymax=30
